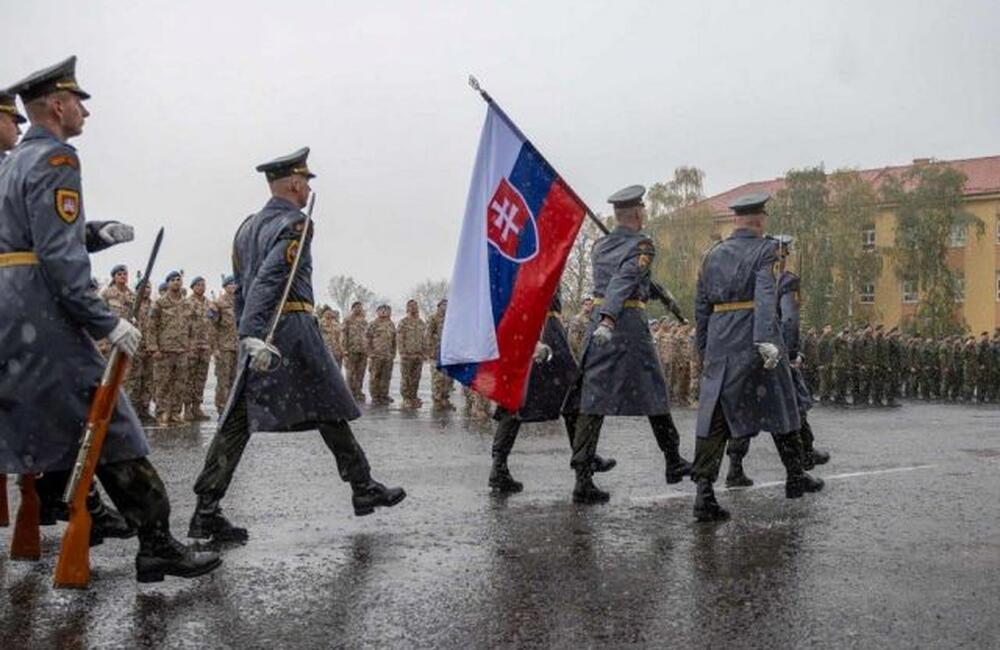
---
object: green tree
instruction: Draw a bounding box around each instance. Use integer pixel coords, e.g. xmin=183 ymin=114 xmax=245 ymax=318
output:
xmin=826 ymin=169 xmax=882 ymax=329
xmin=562 ymin=217 xmax=603 ymax=313
xmin=882 ymin=163 xmax=981 ymax=336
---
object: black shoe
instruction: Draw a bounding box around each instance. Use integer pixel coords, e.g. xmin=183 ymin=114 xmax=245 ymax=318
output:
xmin=136 ymin=532 xmax=222 ymax=583
xmin=665 ymin=456 xmax=692 ymax=485
xmin=693 ymin=480 xmax=730 ymax=522
xmin=352 ymin=480 xmax=406 ymax=516
xmin=810 ymin=449 xmax=830 ymax=466
xmin=725 ymin=463 xmax=754 ymax=488
xmin=591 ymin=455 xmax=617 ymax=473
xmin=488 ymin=461 xmax=524 ymax=494
xmin=785 ymin=472 xmax=824 ymax=499
xmin=92 ymin=504 xmax=137 ymax=540
xmin=572 ymin=475 xmax=610 ymax=504
xmin=188 ymin=506 xmax=249 ymax=543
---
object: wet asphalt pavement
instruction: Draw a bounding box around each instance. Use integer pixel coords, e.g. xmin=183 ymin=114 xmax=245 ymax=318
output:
xmin=2 ymin=371 xmax=999 ymax=648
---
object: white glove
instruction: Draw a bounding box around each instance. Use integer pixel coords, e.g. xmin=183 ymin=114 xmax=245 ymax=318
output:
xmin=98 ymin=222 xmax=135 ymax=245
xmin=592 ymin=324 xmax=614 ymax=347
xmin=108 ymin=318 xmax=141 ymax=357
xmin=242 ymin=337 xmax=282 ymax=372
xmin=533 ymin=342 xmax=553 ymax=363
xmin=756 ymin=342 xmax=780 ymax=370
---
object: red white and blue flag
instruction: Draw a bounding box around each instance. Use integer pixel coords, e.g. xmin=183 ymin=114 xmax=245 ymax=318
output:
xmin=440 ymin=104 xmax=586 ymax=411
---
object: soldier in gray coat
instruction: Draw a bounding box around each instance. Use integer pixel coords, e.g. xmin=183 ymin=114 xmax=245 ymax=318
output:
xmin=690 ymin=193 xmax=823 ymax=522
xmin=188 ymin=148 xmax=405 ymax=543
xmin=0 ymin=57 xmax=219 ymax=581
xmin=564 ymin=185 xmax=691 ymax=504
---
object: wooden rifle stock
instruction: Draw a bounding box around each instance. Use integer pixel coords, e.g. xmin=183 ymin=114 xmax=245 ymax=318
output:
xmin=0 ymin=474 xmax=8 ymax=527
xmin=53 ymin=348 xmax=130 ymax=588
xmin=10 ymin=475 xmax=41 ymax=560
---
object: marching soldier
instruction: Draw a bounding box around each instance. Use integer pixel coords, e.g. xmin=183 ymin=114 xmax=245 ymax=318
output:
xmin=564 ymin=185 xmax=691 ymax=504
xmin=318 ymin=306 xmax=345 ymax=367
xmin=366 ymin=304 xmax=397 ymax=406
xmin=128 ymin=281 xmax=156 ymax=423
xmin=209 ymin=275 xmax=239 ymax=413
xmin=149 ymin=270 xmax=193 ymax=425
xmin=184 ymin=276 xmax=213 ymax=421
xmin=343 ymin=301 xmax=369 ymax=403
xmin=489 ymin=288 xmax=615 ymax=493
xmin=0 ymin=56 xmax=218 ymax=580
xmin=188 ymin=147 xmax=405 ymax=543
xmin=397 ymin=299 xmax=426 ymax=409
xmin=566 ymin=297 xmax=593 ymax=362
xmin=426 ymin=298 xmax=456 ymax=410
xmin=690 ymin=193 xmax=822 ymax=522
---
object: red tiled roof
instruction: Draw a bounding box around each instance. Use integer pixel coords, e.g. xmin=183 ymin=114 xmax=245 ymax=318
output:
xmin=702 ymin=155 xmax=1000 ymax=217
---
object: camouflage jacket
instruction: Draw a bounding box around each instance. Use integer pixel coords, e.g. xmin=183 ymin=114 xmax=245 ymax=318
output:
xmin=185 ymin=293 xmax=213 ymax=351
xmin=209 ymin=292 xmax=239 ymax=352
xmin=366 ymin=317 xmax=397 ymax=359
xmin=396 ymin=314 xmax=426 ymax=359
xmin=343 ymin=313 xmax=368 ymax=354
xmin=100 ymin=283 xmax=135 ymax=321
xmin=149 ymin=291 xmax=193 ymax=353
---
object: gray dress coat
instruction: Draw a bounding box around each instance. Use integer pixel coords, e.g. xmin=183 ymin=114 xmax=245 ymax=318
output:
xmin=565 ymin=226 xmax=671 ymax=416
xmin=0 ymin=126 xmax=148 ymax=473
xmin=219 ymin=196 xmax=360 ymax=433
xmin=693 ymin=228 xmax=800 ymax=439
xmin=778 ymin=270 xmax=813 ymax=414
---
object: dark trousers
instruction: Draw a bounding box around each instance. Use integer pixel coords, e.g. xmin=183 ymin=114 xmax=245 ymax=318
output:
xmin=492 ymin=411 xmax=578 ymax=459
xmin=193 ymin=393 xmax=372 ymax=504
xmin=571 ymin=413 xmax=679 ymax=471
xmin=693 ymin=404 xmax=800 ymax=483
xmin=37 ymin=458 xmax=169 ymax=535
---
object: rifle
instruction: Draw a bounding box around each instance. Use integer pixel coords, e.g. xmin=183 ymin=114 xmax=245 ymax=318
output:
xmin=467 ymin=76 xmax=687 ymax=324
xmin=54 ymin=227 xmax=164 ymax=589
xmin=266 ymin=193 xmax=316 ymax=346
xmin=9 ymin=475 xmax=40 ymax=560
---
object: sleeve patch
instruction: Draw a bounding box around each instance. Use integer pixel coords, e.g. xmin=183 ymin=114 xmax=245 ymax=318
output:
xmin=48 ymin=154 xmax=80 ymax=169
xmin=637 ymin=240 xmax=655 ymax=270
xmin=55 ymin=188 xmax=80 ymax=224
xmin=285 ymin=240 xmax=300 ymax=265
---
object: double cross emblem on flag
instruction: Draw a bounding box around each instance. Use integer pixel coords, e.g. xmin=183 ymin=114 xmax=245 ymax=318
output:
xmin=487 ymin=178 xmax=538 ymax=262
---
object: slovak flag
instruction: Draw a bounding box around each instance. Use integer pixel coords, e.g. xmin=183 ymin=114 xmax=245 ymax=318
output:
xmin=440 ymin=103 xmax=586 ymax=411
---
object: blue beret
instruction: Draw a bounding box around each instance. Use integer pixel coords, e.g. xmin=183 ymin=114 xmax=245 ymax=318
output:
xmin=190 ymin=275 xmax=205 ymax=288
xmin=223 ymin=275 xmax=236 ymax=286
xmin=165 ymin=271 xmax=181 ymax=282
xmin=158 ymin=282 xmax=167 ymax=291
xmin=110 ymin=264 xmax=127 ymax=277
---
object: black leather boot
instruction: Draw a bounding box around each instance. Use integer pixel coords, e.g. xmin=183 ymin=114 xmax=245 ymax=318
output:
xmin=188 ymin=496 xmax=249 ymax=543
xmin=592 ymin=455 xmax=617 ymax=473
xmin=89 ymin=490 xmax=137 ymax=540
xmin=798 ymin=418 xmax=830 ymax=470
xmin=572 ymin=467 xmax=609 ymax=504
xmin=352 ymin=479 xmax=406 ymax=516
xmin=775 ymin=433 xmax=824 ymax=498
xmin=665 ymin=454 xmax=693 ymax=485
xmin=136 ymin=523 xmax=222 ymax=583
xmin=488 ymin=455 xmax=523 ymax=494
xmin=725 ymin=457 xmax=754 ymax=488
xmin=693 ymin=479 xmax=729 ymax=522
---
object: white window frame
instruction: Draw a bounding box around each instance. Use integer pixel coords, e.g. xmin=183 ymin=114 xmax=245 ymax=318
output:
xmin=861 ymin=226 xmax=876 ymax=252
xmin=901 ymin=280 xmax=918 ymax=304
xmin=948 ymin=224 xmax=967 ymax=248
xmin=860 ymin=283 xmax=875 ymax=304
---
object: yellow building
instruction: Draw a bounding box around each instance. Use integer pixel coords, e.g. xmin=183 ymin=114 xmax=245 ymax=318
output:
xmin=698 ymin=155 xmax=1000 ymax=333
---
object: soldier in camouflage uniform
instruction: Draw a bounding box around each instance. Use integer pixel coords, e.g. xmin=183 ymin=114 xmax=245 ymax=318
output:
xmin=343 ymin=301 xmax=368 ymax=403
xmin=885 ymin=327 xmax=902 ymax=406
xmin=920 ymin=337 xmax=938 ymax=399
xmin=566 ymin=297 xmax=593 ymax=362
xmin=128 ymin=281 xmax=156 ymax=423
xmin=98 ymin=263 xmax=135 ymax=356
xmin=975 ymin=332 xmax=991 ymax=402
xmin=426 ymin=299 xmax=455 ymax=410
xmin=670 ymin=324 xmax=689 ymax=405
xmin=685 ymin=325 xmax=701 ymax=407
xmin=318 ymin=305 xmax=344 ymax=366
xmin=149 ymin=270 xmax=193 ymax=425
xmin=366 ymin=304 xmax=396 ymax=406
xmin=816 ymin=325 xmax=833 ymax=401
xmin=961 ymin=336 xmax=977 ymax=402
xmin=830 ymin=328 xmax=850 ymax=405
xmin=653 ymin=319 xmax=673 ymax=399
xmin=396 ymin=299 xmax=426 ymax=410
xmin=871 ymin=325 xmax=889 ymax=406
xmin=184 ymin=276 xmax=212 ymax=421
xmin=209 ymin=275 xmax=239 ymax=413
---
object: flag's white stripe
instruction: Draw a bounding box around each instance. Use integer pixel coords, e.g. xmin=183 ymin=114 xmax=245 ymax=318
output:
xmin=440 ymin=106 xmax=523 ymax=366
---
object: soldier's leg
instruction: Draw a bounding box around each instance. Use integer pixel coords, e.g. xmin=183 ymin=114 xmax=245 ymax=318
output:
xmin=33 ymin=470 xmax=134 ymax=541
xmin=563 ymin=412 xmax=616 ymax=473
xmin=154 ymin=354 xmax=174 ymax=424
xmin=368 ymin=358 xmax=381 ymax=403
xmin=317 ymin=421 xmax=405 ymax=516
xmin=691 ymin=404 xmax=730 ymax=522
xmin=570 ymin=414 xmax=609 ymax=503
xmin=173 ymin=354 xmax=189 ymax=420
xmin=213 ymin=352 xmax=231 ymax=412
xmin=489 ymin=409 xmax=523 ymax=493
xmin=139 ymin=353 xmax=155 ymax=416
xmin=188 ymin=351 xmax=211 ymax=419
xmin=399 ymin=359 xmax=415 ymax=403
xmin=724 ymin=435 xmax=753 ymax=487
xmin=771 ymin=429 xmax=824 ymax=499
xmin=799 ymin=414 xmax=830 ymax=469
xmin=355 ymin=354 xmax=369 ymax=402
xmin=96 ymin=457 xmax=220 ymax=582
xmin=190 ymin=394 xmax=253 ymax=541
xmin=408 ymin=360 xmax=423 ymax=406
xmin=648 ymin=413 xmax=692 ymax=484
xmin=381 ymin=358 xmax=394 ymax=402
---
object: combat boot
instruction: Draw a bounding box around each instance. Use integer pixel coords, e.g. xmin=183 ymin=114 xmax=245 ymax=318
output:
xmin=188 ymin=497 xmax=249 ymax=543
xmin=664 ymin=453 xmax=693 ymax=485
xmin=488 ymin=455 xmax=523 ymax=494
xmin=189 ymin=405 xmax=211 ymax=422
xmin=724 ymin=457 xmax=754 ymax=488
xmin=352 ymin=479 xmax=407 ymax=516
xmin=136 ymin=524 xmax=222 ymax=583
xmin=591 ymin=455 xmax=617 ymax=473
xmin=89 ymin=490 xmax=137 ymax=540
xmin=693 ymin=479 xmax=729 ymax=522
xmin=775 ymin=433 xmax=824 ymax=499
xmin=572 ymin=467 xmax=610 ymax=504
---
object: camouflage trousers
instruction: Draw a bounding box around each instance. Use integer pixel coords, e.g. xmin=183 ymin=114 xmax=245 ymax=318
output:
xmin=214 ymin=350 xmax=239 ymax=411
xmin=399 ymin=357 xmax=423 ymax=403
xmin=431 ymin=369 xmax=454 ymax=407
xmin=154 ymin=351 xmax=187 ymax=418
xmin=672 ymin=362 xmax=690 ymax=405
xmin=127 ymin=350 xmax=155 ymax=417
xmin=345 ymin=352 xmax=367 ymax=402
xmin=463 ymin=387 xmax=493 ymax=419
xmin=368 ymin=357 xmax=393 ymax=404
xmin=186 ymin=348 xmax=212 ymax=413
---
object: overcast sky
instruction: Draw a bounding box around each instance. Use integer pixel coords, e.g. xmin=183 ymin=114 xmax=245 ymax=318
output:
xmin=5 ymin=0 xmax=999 ymax=305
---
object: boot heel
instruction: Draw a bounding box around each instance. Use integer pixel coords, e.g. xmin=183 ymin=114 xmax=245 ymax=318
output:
xmin=785 ymin=482 xmax=805 ymax=499
xmin=136 ymin=569 xmax=165 ymax=583
xmin=354 ymin=505 xmax=375 ymax=517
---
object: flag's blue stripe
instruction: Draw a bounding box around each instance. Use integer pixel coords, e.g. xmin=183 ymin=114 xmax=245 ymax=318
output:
xmin=488 ymin=143 xmax=557 ymax=327
xmin=442 ymin=361 xmax=478 ymax=385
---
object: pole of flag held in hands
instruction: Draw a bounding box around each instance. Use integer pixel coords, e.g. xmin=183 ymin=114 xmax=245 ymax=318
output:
xmin=467 ymin=76 xmax=688 ymax=325
xmin=54 ymin=227 xmax=164 ymax=589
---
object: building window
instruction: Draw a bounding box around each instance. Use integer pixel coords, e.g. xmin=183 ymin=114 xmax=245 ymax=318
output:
xmin=860 ymin=283 xmax=875 ymax=304
xmin=902 ymin=279 xmax=918 ymax=304
xmin=948 ymin=224 xmax=967 ymax=248
xmin=861 ymin=225 xmax=876 ymax=252
xmin=954 ymin=272 xmax=965 ymax=302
